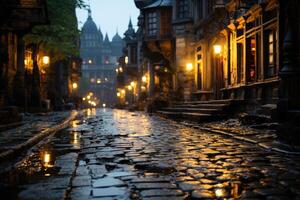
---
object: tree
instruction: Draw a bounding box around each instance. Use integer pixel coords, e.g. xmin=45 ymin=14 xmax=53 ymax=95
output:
xmin=24 ymin=0 xmax=87 ymax=62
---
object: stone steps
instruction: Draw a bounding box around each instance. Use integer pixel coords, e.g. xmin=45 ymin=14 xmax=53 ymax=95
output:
xmin=161 ymin=107 xmax=219 ymax=114
xmin=157 ymin=99 xmax=238 ymax=122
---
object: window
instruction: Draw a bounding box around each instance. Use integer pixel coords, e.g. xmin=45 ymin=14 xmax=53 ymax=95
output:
xmin=237 ymin=42 xmax=244 ymax=84
xmin=196 ymin=0 xmax=203 ymax=20
xmin=160 ymin=10 xmax=172 ymax=37
xmin=207 ymin=0 xmax=213 ymax=15
xmin=177 ymin=0 xmax=189 ymax=19
xmin=196 ymin=46 xmax=202 ymax=90
xmin=266 ymin=30 xmax=277 ymax=77
xmin=246 ymin=36 xmax=257 ymax=82
xmin=147 ymin=12 xmax=158 ymax=36
xmin=130 ymin=46 xmax=137 ymax=64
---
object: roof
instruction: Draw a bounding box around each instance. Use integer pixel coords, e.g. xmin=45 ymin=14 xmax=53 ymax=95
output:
xmin=82 ymin=12 xmax=98 ymax=33
xmin=112 ymin=32 xmax=122 ymax=42
xmin=143 ymin=0 xmax=172 ymax=9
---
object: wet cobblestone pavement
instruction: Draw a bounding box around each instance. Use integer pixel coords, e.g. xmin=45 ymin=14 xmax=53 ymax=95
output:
xmin=69 ymin=109 xmax=300 ymax=200
xmin=0 ymin=111 xmax=73 ymax=154
xmin=1 ymin=108 xmax=300 ymax=200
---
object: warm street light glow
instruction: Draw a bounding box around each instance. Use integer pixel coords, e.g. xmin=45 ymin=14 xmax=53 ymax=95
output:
xmin=214 ymin=45 xmax=222 ymax=54
xmin=119 ymin=67 xmax=123 ymax=72
xmin=121 ymin=89 xmax=126 ymax=94
xmin=72 ymin=82 xmax=78 ymax=89
xmin=42 ymin=56 xmax=50 ymax=65
xmin=116 ymin=69 xmax=119 ymax=73
xmin=130 ymin=81 xmax=135 ymax=87
xmin=97 ymin=79 xmax=101 ymax=84
xmin=186 ymin=63 xmax=193 ymax=71
xmin=128 ymin=85 xmax=133 ymax=91
xmin=125 ymin=56 xmax=129 ymax=64
xmin=141 ymin=86 xmax=146 ymax=91
xmin=142 ymin=75 xmax=147 ymax=83
xmin=89 ymin=92 xmax=93 ymax=96
xmin=88 ymin=59 xmax=92 ymax=64
xmin=87 ymin=95 xmax=91 ymax=100
xmin=102 ymin=103 xmax=106 ymax=108
xmin=117 ymin=92 xmax=121 ymax=97
xmin=82 ymin=97 xmax=86 ymax=101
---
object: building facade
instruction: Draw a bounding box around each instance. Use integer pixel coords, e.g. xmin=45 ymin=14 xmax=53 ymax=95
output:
xmin=0 ymin=0 xmax=48 ymax=110
xmin=80 ymin=10 xmax=123 ymax=106
xmin=133 ymin=0 xmax=300 ymax=118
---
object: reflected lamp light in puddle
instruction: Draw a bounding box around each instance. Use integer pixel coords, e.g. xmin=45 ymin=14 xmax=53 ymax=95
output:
xmin=215 ymin=188 xmax=226 ymax=198
xmin=43 ymin=151 xmax=53 ymax=168
xmin=73 ymin=132 xmax=79 ymax=147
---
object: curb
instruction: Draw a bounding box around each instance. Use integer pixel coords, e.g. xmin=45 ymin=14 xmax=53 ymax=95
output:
xmin=182 ymin=122 xmax=300 ymax=156
xmin=0 ymin=111 xmax=78 ymax=163
xmin=0 ymin=122 xmax=24 ymax=132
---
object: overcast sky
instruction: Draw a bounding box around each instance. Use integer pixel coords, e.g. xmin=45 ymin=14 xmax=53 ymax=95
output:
xmin=76 ymin=0 xmax=139 ymax=40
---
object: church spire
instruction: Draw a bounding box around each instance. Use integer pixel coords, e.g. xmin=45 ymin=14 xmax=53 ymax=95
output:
xmin=128 ymin=18 xmax=133 ymax=29
xmin=87 ymin=7 xmax=92 ymax=19
xmin=104 ymin=33 xmax=110 ymax=43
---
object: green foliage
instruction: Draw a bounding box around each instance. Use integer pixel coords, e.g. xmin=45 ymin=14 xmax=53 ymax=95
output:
xmin=25 ymin=0 xmax=87 ymax=62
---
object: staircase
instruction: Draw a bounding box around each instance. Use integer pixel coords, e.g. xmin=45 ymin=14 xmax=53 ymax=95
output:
xmin=157 ymin=99 xmax=240 ymax=122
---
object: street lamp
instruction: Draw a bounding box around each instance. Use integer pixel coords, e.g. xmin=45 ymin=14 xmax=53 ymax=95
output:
xmin=213 ymin=45 xmax=222 ymax=55
xmin=125 ymin=56 xmax=129 ymax=65
xmin=142 ymin=75 xmax=147 ymax=83
xmin=42 ymin=56 xmax=50 ymax=65
xmin=128 ymin=85 xmax=133 ymax=91
xmin=130 ymin=81 xmax=135 ymax=87
xmin=186 ymin=63 xmax=193 ymax=71
xmin=72 ymin=82 xmax=78 ymax=89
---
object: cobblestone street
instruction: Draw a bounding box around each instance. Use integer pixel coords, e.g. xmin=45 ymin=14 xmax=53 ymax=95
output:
xmin=1 ymin=108 xmax=300 ymax=199
xmin=67 ymin=109 xmax=300 ymax=200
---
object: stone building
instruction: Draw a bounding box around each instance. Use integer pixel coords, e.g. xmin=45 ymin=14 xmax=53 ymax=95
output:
xmin=134 ymin=0 xmax=174 ymax=101
xmin=115 ymin=19 xmax=139 ymax=106
xmin=133 ymin=0 xmax=300 ymax=120
xmin=0 ymin=0 xmax=48 ymax=112
xmin=80 ymin=10 xmax=123 ymax=106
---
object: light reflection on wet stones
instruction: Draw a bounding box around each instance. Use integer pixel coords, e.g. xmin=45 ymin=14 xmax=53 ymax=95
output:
xmin=68 ymin=109 xmax=300 ymax=199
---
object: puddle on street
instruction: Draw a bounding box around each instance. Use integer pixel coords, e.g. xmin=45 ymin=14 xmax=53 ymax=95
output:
xmin=0 ymin=119 xmax=81 ymax=199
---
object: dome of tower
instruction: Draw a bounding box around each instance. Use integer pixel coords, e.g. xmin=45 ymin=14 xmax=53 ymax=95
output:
xmin=82 ymin=10 xmax=98 ymax=33
xmin=112 ymin=31 xmax=122 ymax=42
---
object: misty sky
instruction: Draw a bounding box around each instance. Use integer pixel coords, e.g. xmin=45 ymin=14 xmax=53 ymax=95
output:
xmin=76 ymin=0 xmax=139 ymax=40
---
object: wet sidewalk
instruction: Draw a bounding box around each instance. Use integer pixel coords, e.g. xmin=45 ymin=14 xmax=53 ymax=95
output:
xmin=179 ymin=119 xmax=300 ymax=155
xmin=0 ymin=111 xmax=78 ymax=162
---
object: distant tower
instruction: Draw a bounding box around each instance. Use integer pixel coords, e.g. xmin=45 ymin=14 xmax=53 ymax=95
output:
xmin=112 ymin=29 xmax=123 ymax=57
xmin=124 ymin=18 xmax=136 ymax=40
xmin=80 ymin=9 xmax=102 ymax=65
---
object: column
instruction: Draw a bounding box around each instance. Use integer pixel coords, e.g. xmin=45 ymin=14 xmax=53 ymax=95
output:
xmin=277 ymin=0 xmax=300 ymax=119
xmin=13 ymin=34 xmax=27 ymax=109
